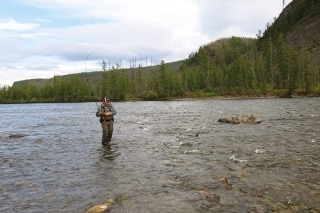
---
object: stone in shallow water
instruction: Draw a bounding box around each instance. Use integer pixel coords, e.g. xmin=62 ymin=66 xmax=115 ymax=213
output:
xmin=218 ymin=114 xmax=262 ymax=124
xmin=84 ymin=199 xmax=114 ymax=213
xmin=199 ymin=190 xmax=220 ymax=204
xmin=9 ymin=134 xmax=28 ymax=139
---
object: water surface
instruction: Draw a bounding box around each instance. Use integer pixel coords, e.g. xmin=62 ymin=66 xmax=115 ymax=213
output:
xmin=0 ymin=98 xmax=319 ymax=212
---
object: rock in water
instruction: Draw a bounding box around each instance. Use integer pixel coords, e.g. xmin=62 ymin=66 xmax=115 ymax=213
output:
xmin=9 ymin=134 xmax=28 ymax=139
xmin=199 ymin=190 xmax=220 ymax=204
xmin=218 ymin=114 xmax=261 ymax=124
xmin=84 ymin=199 xmax=114 ymax=213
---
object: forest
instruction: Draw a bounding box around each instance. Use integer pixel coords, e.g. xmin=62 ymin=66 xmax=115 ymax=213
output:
xmin=0 ymin=0 xmax=319 ymax=103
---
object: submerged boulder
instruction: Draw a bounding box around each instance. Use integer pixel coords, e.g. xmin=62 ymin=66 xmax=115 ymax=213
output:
xmin=9 ymin=134 xmax=28 ymax=139
xmin=218 ymin=114 xmax=261 ymax=124
xmin=199 ymin=190 xmax=220 ymax=204
xmin=84 ymin=199 xmax=114 ymax=213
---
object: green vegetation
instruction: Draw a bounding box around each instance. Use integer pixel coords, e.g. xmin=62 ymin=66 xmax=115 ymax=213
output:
xmin=1 ymin=0 xmax=320 ymax=103
xmin=0 ymin=74 xmax=93 ymax=103
xmin=261 ymin=0 xmax=320 ymax=44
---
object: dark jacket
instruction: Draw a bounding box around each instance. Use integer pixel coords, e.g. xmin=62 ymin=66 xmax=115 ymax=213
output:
xmin=96 ymin=103 xmax=116 ymax=122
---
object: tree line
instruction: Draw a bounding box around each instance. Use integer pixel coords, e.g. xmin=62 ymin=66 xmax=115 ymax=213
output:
xmin=0 ymin=74 xmax=93 ymax=103
xmin=1 ymin=34 xmax=319 ymax=104
xmin=100 ymin=35 xmax=319 ymax=100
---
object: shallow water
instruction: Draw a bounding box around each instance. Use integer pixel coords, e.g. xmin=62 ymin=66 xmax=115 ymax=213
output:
xmin=0 ymin=98 xmax=319 ymax=213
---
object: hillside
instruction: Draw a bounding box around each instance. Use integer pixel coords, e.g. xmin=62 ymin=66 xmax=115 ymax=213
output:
xmin=260 ymin=0 xmax=320 ymax=59
xmin=284 ymin=14 xmax=320 ymax=58
xmin=12 ymin=60 xmax=184 ymax=89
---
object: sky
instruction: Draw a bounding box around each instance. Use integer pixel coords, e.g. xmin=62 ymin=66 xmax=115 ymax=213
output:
xmin=0 ymin=0 xmax=292 ymax=87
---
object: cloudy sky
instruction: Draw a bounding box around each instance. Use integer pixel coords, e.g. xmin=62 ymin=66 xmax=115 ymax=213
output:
xmin=0 ymin=0 xmax=292 ymax=87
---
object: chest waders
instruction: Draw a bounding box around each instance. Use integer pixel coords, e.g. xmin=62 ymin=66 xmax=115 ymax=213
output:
xmin=100 ymin=105 xmax=114 ymax=145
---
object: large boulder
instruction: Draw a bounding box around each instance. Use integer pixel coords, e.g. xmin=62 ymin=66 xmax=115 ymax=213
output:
xmin=218 ymin=114 xmax=261 ymax=124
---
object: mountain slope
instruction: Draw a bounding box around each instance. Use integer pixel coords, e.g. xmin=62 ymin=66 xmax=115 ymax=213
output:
xmin=261 ymin=0 xmax=320 ymax=58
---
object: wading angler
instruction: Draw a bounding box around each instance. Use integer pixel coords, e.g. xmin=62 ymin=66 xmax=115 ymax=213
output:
xmin=96 ymin=97 xmax=116 ymax=145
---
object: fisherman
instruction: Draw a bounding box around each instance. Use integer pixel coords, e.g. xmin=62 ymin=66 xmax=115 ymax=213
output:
xmin=96 ymin=97 xmax=116 ymax=144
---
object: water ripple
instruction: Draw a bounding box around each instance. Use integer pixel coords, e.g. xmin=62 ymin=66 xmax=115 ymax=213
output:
xmin=1 ymin=98 xmax=320 ymax=212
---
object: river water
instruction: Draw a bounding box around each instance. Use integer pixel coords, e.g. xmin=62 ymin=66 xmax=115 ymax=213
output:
xmin=0 ymin=98 xmax=319 ymax=213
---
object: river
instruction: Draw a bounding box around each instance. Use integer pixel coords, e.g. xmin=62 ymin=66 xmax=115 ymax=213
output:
xmin=0 ymin=97 xmax=319 ymax=213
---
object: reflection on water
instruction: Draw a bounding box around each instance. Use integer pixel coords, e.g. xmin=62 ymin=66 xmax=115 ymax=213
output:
xmin=0 ymin=98 xmax=319 ymax=213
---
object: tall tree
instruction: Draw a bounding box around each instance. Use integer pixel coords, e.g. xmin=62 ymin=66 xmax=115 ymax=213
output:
xmin=303 ymin=48 xmax=312 ymax=94
xmin=276 ymin=33 xmax=290 ymax=89
xmin=287 ymin=46 xmax=299 ymax=96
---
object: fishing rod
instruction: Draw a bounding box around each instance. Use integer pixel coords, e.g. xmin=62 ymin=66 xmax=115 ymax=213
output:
xmin=84 ymin=53 xmax=99 ymax=108
xmin=85 ymin=54 xmax=108 ymax=124
xmin=84 ymin=53 xmax=107 ymax=135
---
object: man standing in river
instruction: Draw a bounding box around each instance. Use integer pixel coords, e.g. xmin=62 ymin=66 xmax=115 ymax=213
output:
xmin=96 ymin=97 xmax=116 ymax=145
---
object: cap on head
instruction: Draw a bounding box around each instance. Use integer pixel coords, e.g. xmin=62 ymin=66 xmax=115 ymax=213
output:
xmin=104 ymin=97 xmax=109 ymax=102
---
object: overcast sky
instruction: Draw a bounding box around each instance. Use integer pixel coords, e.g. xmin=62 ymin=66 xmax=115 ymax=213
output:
xmin=0 ymin=0 xmax=292 ymax=87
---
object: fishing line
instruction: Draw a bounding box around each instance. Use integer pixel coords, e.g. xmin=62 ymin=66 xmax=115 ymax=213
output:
xmin=84 ymin=53 xmax=106 ymax=138
xmin=84 ymin=53 xmax=99 ymax=108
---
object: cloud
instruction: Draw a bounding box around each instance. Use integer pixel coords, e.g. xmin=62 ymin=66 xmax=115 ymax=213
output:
xmin=196 ymin=0 xmax=290 ymax=39
xmin=44 ymin=23 xmax=173 ymax=56
xmin=0 ymin=18 xmax=39 ymax=31
xmin=0 ymin=0 xmax=292 ymax=87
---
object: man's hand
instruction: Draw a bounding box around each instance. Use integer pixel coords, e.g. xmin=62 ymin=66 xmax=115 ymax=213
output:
xmin=104 ymin=112 xmax=111 ymax=116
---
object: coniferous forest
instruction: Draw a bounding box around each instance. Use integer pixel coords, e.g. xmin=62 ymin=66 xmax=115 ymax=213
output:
xmin=1 ymin=0 xmax=319 ymax=103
